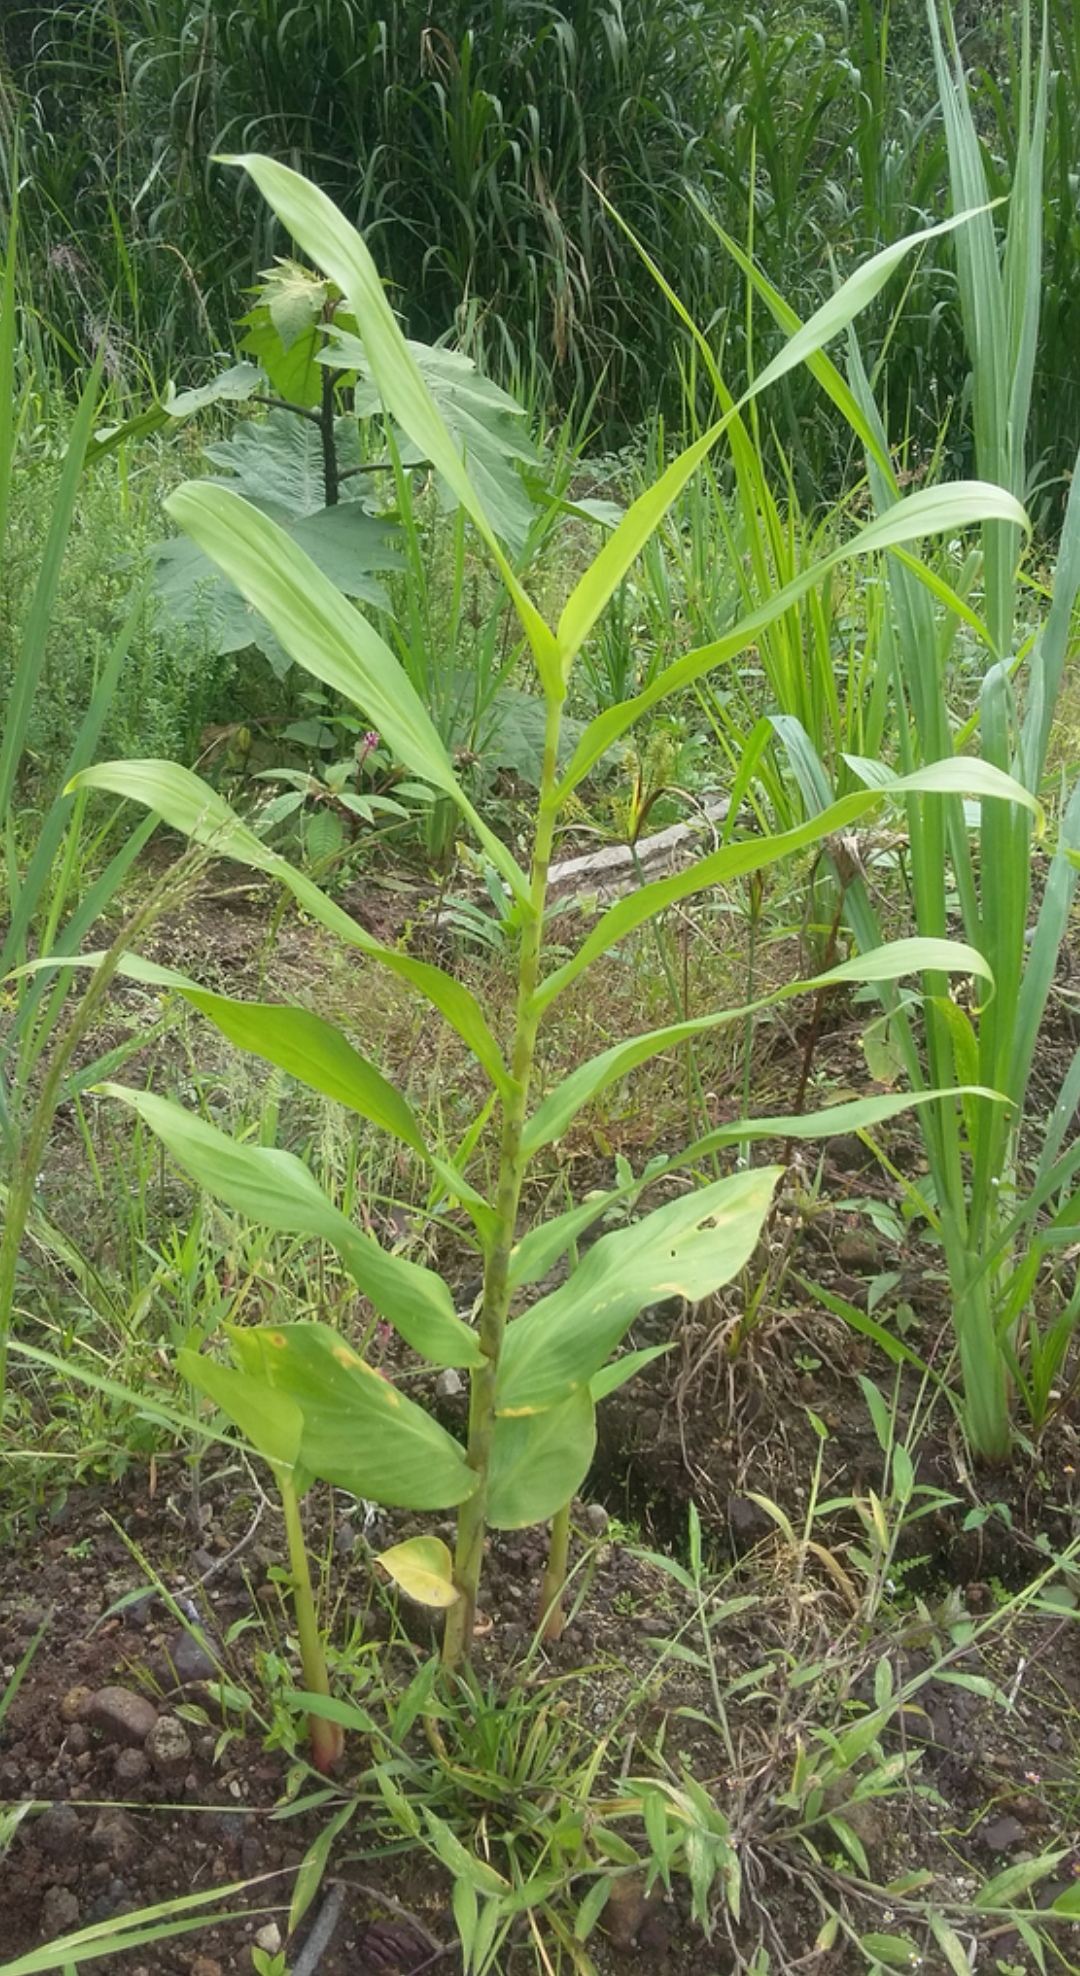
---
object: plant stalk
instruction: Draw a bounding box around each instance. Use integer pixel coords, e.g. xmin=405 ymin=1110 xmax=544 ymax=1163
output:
xmin=279 ymin=1475 xmax=343 ymax=1771
xmin=443 ymin=693 xmax=564 ymax=1664
xmin=537 ymin=1500 xmax=571 ymax=1640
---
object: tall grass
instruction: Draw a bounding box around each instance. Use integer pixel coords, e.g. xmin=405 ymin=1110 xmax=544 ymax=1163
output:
xmin=9 ymin=0 xmax=1076 ymax=496
xmin=761 ymin=0 xmax=1080 ymax=1458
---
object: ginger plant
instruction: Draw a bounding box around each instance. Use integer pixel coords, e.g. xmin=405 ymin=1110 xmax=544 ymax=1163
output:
xmin=69 ymin=159 xmax=1030 ymax=1696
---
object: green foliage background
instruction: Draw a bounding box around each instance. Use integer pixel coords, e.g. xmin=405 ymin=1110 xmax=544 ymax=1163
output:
xmin=2 ymin=0 xmax=1077 ymax=512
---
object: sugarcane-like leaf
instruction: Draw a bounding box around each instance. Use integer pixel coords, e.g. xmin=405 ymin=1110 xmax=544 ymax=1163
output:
xmin=68 ymin=761 xmax=508 ymax=1091
xmin=100 ymin=1087 xmax=481 ymax=1369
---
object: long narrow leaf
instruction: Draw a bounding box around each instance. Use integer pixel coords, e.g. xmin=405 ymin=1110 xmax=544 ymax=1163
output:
xmin=100 ymin=1086 xmax=482 ymax=1370
xmin=524 ymin=938 xmax=994 ymax=1154
xmin=555 ymin=205 xmax=1002 ymax=672
xmin=166 ymin=482 xmax=526 ymax=902
xmin=556 ymin=481 xmax=1028 ymax=799
xmin=537 ymin=757 xmax=1037 ymax=1012
xmin=225 ymin=154 xmax=562 ymax=700
xmin=68 ymin=761 xmax=508 ymax=1092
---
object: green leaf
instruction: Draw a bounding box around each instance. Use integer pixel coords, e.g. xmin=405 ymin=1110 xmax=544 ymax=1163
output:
xmin=181 ymin=992 xmax=428 ymax=1154
xmin=176 ymin=1349 xmax=304 ymax=1477
xmin=843 ymin=751 xmax=1043 ymax=827
xmin=672 ymin=1086 xmax=1006 ymax=1174
xmin=332 ymin=331 xmax=538 ymax=556
xmin=67 ymin=762 xmax=509 ymax=1091
xmin=239 ymin=263 xmax=329 ymax=404
xmin=497 ymin=1169 xmax=779 ymax=1412
xmin=556 ymin=480 xmax=1029 ymax=800
xmin=487 ymin=1386 xmax=597 ymax=1529
xmin=203 ymin=411 xmax=378 ymax=517
xmin=976 ymin=1853 xmax=1066 ymax=1908
xmin=891 ymin=1443 xmax=915 ymax=1505
xmin=165 ymin=483 xmax=525 ymax=899
xmin=288 ymin=1802 xmax=357 ymax=1935
xmin=100 ymin=1087 xmax=482 ymax=1369
xmin=825 ymin=1817 xmax=869 ymax=1879
xmin=228 ymin=1323 xmax=477 ymax=1509
xmin=86 ymin=362 xmax=265 ymax=460
xmin=165 ymin=362 xmax=266 ymax=418
xmin=539 ymin=757 xmax=1031 ymax=1013
xmin=859 ymin=1376 xmax=892 ymax=1455
xmin=590 ymin=1346 xmax=672 ymax=1401
xmin=508 ymin=1188 xmax=623 ymax=1290
xmin=928 ymin=1912 xmax=978 ymax=1976
xmin=525 ymin=945 xmax=996 ymax=1158
xmin=422 ymin=1812 xmax=508 ymax=1894
xmin=376 ymin=1536 xmax=460 ymax=1608
xmin=453 ymin=1878 xmax=479 ymax=1972
xmin=858 ymin=1932 xmax=920 ymax=1967
xmin=0 ymin=1881 xmax=269 ymax=1976
xmin=225 ymin=154 xmax=560 ymax=699
xmin=574 ymin=1877 xmax=613 ymax=1943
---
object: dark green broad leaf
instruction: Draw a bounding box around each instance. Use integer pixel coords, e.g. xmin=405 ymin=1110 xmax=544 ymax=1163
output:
xmin=201 ymin=411 xmax=377 ymax=518
xmin=487 ymin=1386 xmax=596 ymax=1529
xmin=85 ymin=363 xmax=266 ymax=465
xmin=498 ymin=1168 xmax=779 ymax=1413
xmin=483 ymin=686 xmax=584 ymax=789
xmin=327 ymin=330 xmax=538 ymax=555
xmin=238 ymin=261 xmax=338 ymax=405
xmin=165 ymin=362 xmax=267 ymax=419
xmin=152 ymin=498 xmax=401 ymax=678
xmin=227 ymin=1322 xmax=477 ymax=1509
xmin=100 ymin=1087 xmax=482 ymax=1370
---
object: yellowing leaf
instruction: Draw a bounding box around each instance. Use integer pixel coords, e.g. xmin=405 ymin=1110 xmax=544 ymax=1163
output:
xmin=376 ymin=1537 xmax=460 ymax=1608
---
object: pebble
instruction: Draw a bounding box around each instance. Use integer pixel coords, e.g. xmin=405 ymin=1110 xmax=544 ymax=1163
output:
xmin=333 ymin=1521 xmax=356 ymax=1557
xmin=114 ymin=1747 xmax=149 ymax=1788
xmin=165 ymin=1628 xmax=219 ymax=1684
xmin=60 ymin=1686 xmax=93 ymax=1725
xmin=981 ymin=1814 xmax=1026 ymax=1853
xmin=241 ymin=1835 xmax=264 ymax=1875
xmin=40 ymin=1885 xmax=81 ymax=1938
xmin=253 ymin=1923 xmax=282 ymax=1955
xmin=88 ymin=1809 xmax=140 ymax=1867
xmin=146 ymin=1715 xmax=193 ymax=1779
xmin=191 ymin=1960 xmax=223 ymax=1976
xmin=435 ymin=1367 xmax=463 ymax=1399
xmin=34 ymin=1803 xmax=83 ymax=1862
xmin=82 ymin=1686 xmax=159 ymax=1748
xmin=583 ymin=1503 xmax=610 ymax=1537
xmin=64 ymin=1723 xmax=91 ymax=1757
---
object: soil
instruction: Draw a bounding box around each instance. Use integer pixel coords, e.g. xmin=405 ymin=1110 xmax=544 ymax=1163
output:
xmin=6 ymin=864 xmax=1080 ymax=1975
